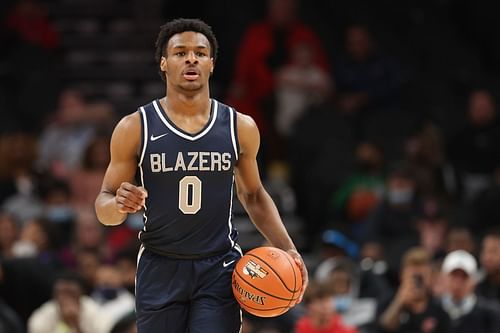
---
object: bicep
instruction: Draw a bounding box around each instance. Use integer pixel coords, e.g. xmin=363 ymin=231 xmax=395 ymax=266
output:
xmin=235 ymin=113 xmax=262 ymax=195
xmin=100 ymin=114 xmax=140 ymax=193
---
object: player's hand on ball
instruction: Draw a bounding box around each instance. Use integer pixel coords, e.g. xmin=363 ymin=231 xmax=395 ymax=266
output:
xmin=116 ymin=182 xmax=148 ymax=214
xmin=286 ymin=249 xmax=308 ymax=303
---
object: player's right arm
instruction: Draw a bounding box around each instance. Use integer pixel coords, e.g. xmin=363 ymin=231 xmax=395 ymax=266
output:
xmin=95 ymin=112 xmax=147 ymax=226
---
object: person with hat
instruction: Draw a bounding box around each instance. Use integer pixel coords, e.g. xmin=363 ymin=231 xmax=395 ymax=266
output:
xmin=378 ymin=247 xmax=450 ymax=333
xmin=441 ymin=250 xmax=500 ymax=333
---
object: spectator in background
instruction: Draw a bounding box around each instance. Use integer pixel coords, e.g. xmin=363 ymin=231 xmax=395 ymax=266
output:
xmin=27 ymin=271 xmax=107 ymax=333
xmin=363 ymin=165 xmax=422 ymax=277
xmin=329 ymin=141 xmax=385 ymax=239
xmin=316 ymin=230 xmax=393 ymax=320
xmin=2 ymin=0 xmax=60 ymax=131
xmin=320 ymin=258 xmax=380 ymax=333
xmin=227 ymin=0 xmax=329 ymax=166
xmin=37 ymin=177 xmax=76 ymax=247
xmin=447 ymin=89 xmax=500 ymax=202
xmin=470 ymin=165 xmax=500 ymax=238
xmin=59 ymin=208 xmax=109 ymax=271
xmin=440 ymin=250 xmax=500 ymax=333
xmin=274 ymin=40 xmax=332 ymax=139
xmin=68 ymin=135 xmax=110 ymax=210
xmin=4 ymin=0 xmax=58 ymax=50
xmin=378 ymin=247 xmax=450 ymax=333
xmin=263 ymin=161 xmax=297 ymax=216
xmin=414 ymin=197 xmax=449 ymax=259
xmin=36 ymin=89 xmax=96 ymax=179
xmin=0 ymin=131 xmax=43 ymax=223
xmin=90 ymin=265 xmax=135 ymax=333
xmin=333 ymin=24 xmax=401 ymax=138
xmin=404 ymin=121 xmax=447 ymax=197
xmin=74 ymin=249 xmax=101 ymax=296
xmin=476 ymin=228 xmax=500 ymax=303
xmin=11 ymin=217 xmax=62 ymax=269
xmin=429 ymin=258 xmax=447 ymax=300
xmin=445 ymin=227 xmax=476 ymax=255
xmin=0 ymin=213 xmax=19 ymax=259
xmin=114 ymin=242 xmax=140 ymax=295
xmin=295 ymin=280 xmax=358 ymax=333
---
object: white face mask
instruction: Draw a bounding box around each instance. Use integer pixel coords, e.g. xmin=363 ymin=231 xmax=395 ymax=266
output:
xmin=441 ymin=293 xmax=476 ymax=319
xmin=12 ymin=240 xmax=38 ymax=258
xmin=46 ymin=205 xmax=74 ymax=224
xmin=332 ymin=294 xmax=353 ymax=313
xmin=388 ymin=188 xmax=414 ymax=205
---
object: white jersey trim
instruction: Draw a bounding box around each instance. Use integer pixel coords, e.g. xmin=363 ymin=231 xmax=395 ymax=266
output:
xmin=229 ymin=107 xmax=239 ymax=161
xmin=227 ymin=175 xmax=236 ymax=248
xmin=138 ymin=107 xmax=148 ymax=231
xmin=138 ymin=107 xmax=148 ymax=166
xmin=152 ymin=99 xmax=218 ymax=141
xmin=134 ymin=244 xmax=146 ymax=312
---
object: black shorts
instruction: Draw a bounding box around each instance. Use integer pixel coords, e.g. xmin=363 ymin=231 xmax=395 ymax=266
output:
xmin=135 ymin=245 xmax=243 ymax=333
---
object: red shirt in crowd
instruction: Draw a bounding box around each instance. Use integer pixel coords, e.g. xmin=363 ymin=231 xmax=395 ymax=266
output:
xmin=295 ymin=314 xmax=358 ymax=333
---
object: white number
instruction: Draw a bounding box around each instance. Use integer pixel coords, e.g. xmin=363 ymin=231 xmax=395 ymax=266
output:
xmin=178 ymin=176 xmax=202 ymax=214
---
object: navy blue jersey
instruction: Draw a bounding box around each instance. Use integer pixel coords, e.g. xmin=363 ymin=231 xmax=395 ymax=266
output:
xmin=137 ymin=99 xmax=240 ymax=257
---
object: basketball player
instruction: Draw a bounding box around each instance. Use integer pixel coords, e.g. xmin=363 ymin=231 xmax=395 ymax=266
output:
xmin=94 ymin=18 xmax=308 ymax=332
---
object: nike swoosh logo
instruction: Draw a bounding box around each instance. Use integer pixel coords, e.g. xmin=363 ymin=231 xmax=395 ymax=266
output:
xmin=223 ymin=260 xmax=235 ymax=268
xmin=150 ymin=133 xmax=168 ymax=141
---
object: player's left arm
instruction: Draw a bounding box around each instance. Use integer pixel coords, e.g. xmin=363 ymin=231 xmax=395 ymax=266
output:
xmin=234 ymin=112 xmax=308 ymax=301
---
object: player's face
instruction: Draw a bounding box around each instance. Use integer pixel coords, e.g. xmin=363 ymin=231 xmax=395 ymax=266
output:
xmin=161 ymin=31 xmax=214 ymax=92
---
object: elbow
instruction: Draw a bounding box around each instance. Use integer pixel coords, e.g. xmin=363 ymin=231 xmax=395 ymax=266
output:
xmin=236 ymin=185 xmax=263 ymax=207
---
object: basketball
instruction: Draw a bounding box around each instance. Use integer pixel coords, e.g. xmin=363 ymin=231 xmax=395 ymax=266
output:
xmin=232 ymin=246 xmax=302 ymax=317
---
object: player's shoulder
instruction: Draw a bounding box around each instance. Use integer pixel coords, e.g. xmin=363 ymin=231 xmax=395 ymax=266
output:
xmin=115 ymin=110 xmax=141 ymax=132
xmin=109 ymin=110 xmax=142 ymax=154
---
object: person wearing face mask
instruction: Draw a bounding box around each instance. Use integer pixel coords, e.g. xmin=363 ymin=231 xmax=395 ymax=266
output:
xmin=329 ymin=142 xmax=385 ymax=238
xmin=363 ymin=166 xmax=423 ymax=282
xmin=328 ymin=264 xmax=377 ymax=333
xmin=38 ymin=177 xmax=76 ymax=249
xmin=316 ymin=256 xmax=389 ymax=333
xmin=441 ymin=250 xmax=500 ymax=333
xmin=295 ymin=280 xmax=358 ymax=333
xmin=90 ymin=264 xmax=135 ymax=333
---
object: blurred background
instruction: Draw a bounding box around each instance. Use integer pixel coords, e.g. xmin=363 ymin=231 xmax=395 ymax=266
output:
xmin=1 ymin=0 xmax=500 ymax=332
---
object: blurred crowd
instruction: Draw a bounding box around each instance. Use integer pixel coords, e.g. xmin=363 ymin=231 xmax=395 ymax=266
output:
xmin=1 ymin=0 xmax=500 ymax=332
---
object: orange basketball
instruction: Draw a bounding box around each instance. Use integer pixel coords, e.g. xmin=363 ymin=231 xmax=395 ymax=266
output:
xmin=232 ymin=246 xmax=302 ymax=317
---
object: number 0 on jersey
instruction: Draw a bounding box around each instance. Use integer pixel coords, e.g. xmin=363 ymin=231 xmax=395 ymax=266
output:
xmin=179 ymin=176 xmax=202 ymax=214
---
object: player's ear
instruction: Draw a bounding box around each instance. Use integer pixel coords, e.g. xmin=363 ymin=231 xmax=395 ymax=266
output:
xmin=160 ymin=56 xmax=168 ymax=72
xmin=210 ymin=58 xmax=214 ymax=75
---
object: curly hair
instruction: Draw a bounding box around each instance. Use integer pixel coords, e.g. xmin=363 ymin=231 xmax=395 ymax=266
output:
xmin=155 ymin=18 xmax=219 ymax=82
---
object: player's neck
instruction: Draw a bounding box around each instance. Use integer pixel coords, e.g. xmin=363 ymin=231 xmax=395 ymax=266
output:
xmin=164 ymin=89 xmax=211 ymax=116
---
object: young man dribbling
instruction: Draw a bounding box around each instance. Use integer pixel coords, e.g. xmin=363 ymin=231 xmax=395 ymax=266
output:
xmin=95 ymin=18 xmax=308 ymax=332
